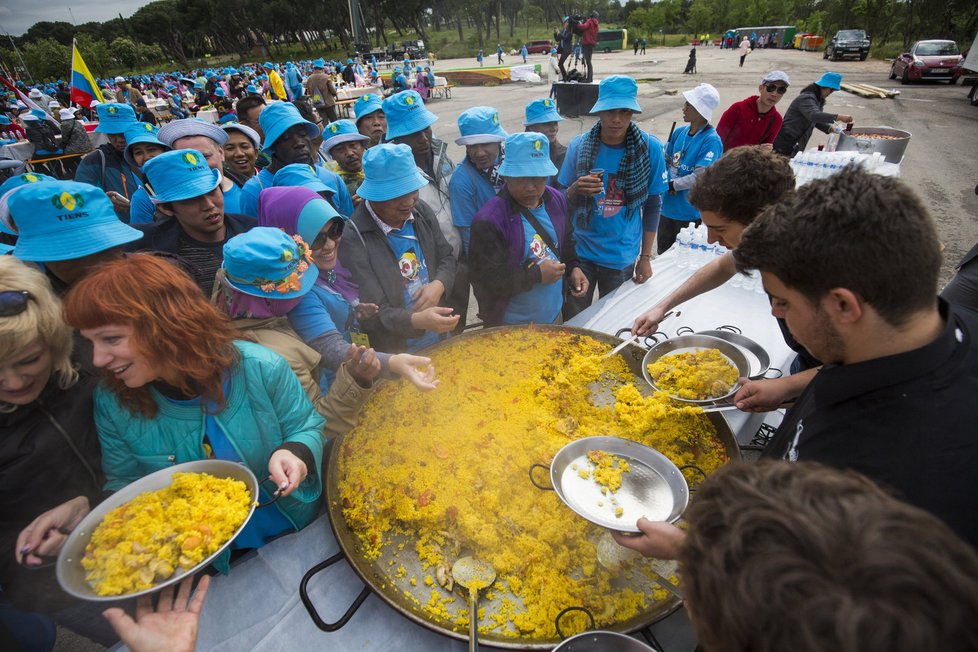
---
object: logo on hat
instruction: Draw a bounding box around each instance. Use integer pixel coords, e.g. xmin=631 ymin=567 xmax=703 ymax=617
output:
xmin=22 ymin=173 xmax=39 ymax=183
xmin=533 ymin=139 xmax=542 ymax=151
xmin=492 ymin=112 xmax=499 ymax=124
xmin=52 ymin=191 xmax=85 ymax=211
xmin=329 ymin=124 xmax=338 ymax=133
xmin=107 ymin=106 xmax=118 ymax=115
xmin=543 ymin=99 xmax=553 ymax=107
xmin=183 ymin=152 xmax=199 ymax=165
xmin=405 ymin=95 xmax=415 ymax=106
xmin=143 ymin=123 xmax=155 ymax=131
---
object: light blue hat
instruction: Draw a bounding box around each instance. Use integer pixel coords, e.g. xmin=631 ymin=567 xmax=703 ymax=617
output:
xmin=123 ymin=122 xmax=170 ymax=170
xmin=815 ymin=71 xmax=843 ymax=90
xmin=215 ymin=88 xmax=227 ymax=97
xmin=259 ymin=102 xmax=319 ymax=154
xmin=297 ymin=196 xmax=343 ymax=244
xmin=222 ymin=227 xmax=318 ymax=299
xmin=246 ymin=84 xmax=259 ymax=93
xmin=524 ymin=98 xmax=563 ymax=125
xmin=393 ymin=66 xmax=401 ymax=73
xmin=356 ymin=143 xmax=428 ymax=202
xmin=589 ymin=75 xmax=642 ymax=114
xmin=143 ymin=149 xmax=222 ymax=204
xmin=497 ymin=133 xmax=557 ymax=178
xmin=94 ymin=103 xmax=137 ymax=134
xmin=383 ymin=91 xmax=438 ymax=140
xmin=322 ymin=119 xmax=370 ymax=153
xmin=0 ymin=116 xmax=9 ymax=125
xmin=263 ymin=61 xmax=274 ymax=69
xmin=455 ymin=106 xmax=508 ymax=146
xmin=313 ymin=58 xmax=326 ymax=69
xmin=158 ymin=117 xmax=228 ymax=147
xmin=0 ymin=172 xmax=55 ymax=235
xmin=221 ymin=122 xmax=261 ymax=149
xmin=10 ymin=181 xmax=142 ymax=262
xmin=272 ymin=163 xmax=328 ymax=193
xmin=354 ymin=93 xmax=384 ymax=122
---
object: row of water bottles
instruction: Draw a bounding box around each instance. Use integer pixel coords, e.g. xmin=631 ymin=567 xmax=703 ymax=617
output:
xmin=673 ymin=224 xmax=765 ymax=294
xmin=1 ymin=131 xmax=21 ymax=141
xmin=790 ymin=150 xmax=880 ymax=186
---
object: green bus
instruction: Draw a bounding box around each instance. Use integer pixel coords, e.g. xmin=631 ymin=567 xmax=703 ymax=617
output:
xmin=596 ymin=29 xmax=628 ymax=52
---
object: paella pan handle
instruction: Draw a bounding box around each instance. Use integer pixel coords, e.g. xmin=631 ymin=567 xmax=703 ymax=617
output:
xmin=761 ymin=366 xmax=784 ymax=379
xmin=675 ymin=325 xmax=694 ymax=336
xmin=679 ymin=464 xmax=708 ymax=492
xmin=715 ymin=324 xmax=742 ymax=334
xmin=299 ymin=551 xmax=371 ymax=632
xmin=529 ymin=464 xmax=554 ymax=490
xmin=554 ymin=606 xmax=596 ymax=639
xmin=613 ymin=328 xmax=663 ymax=349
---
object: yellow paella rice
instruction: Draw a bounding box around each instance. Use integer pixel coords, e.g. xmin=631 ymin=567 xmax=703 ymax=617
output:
xmin=646 ymin=348 xmax=739 ymax=400
xmin=337 ymin=327 xmax=727 ymax=639
xmin=82 ymin=472 xmax=251 ymax=596
xmin=586 ymin=450 xmax=631 ymax=493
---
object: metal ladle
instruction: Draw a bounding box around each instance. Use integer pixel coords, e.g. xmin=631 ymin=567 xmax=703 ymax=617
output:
xmin=451 ymin=556 xmax=496 ymax=652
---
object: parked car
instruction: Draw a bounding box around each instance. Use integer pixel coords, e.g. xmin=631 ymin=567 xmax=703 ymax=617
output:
xmin=889 ymin=40 xmax=964 ymax=84
xmin=525 ymin=40 xmax=553 ymax=55
xmin=824 ymin=29 xmax=871 ymax=61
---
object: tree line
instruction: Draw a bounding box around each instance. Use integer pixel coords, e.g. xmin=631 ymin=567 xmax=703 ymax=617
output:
xmin=3 ymin=0 xmax=976 ymax=81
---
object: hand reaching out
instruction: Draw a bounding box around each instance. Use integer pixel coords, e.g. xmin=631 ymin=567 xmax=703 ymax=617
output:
xmin=389 ymin=353 xmax=439 ymax=391
xmin=103 ymin=575 xmax=210 ymax=652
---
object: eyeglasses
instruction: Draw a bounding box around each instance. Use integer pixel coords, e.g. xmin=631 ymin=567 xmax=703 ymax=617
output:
xmin=312 ymin=220 xmax=345 ymax=250
xmin=0 ymin=291 xmax=34 ymax=317
xmin=764 ymin=84 xmax=789 ymax=94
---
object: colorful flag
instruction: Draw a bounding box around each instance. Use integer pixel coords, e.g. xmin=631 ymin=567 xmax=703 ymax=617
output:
xmin=0 ymin=75 xmax=58 ymax=125
xmin=70 ymin=40 xmax=104 ymax=108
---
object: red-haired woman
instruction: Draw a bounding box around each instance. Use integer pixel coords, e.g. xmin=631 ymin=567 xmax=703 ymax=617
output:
xmin=63 ymin=254 xmax=326 ymax=556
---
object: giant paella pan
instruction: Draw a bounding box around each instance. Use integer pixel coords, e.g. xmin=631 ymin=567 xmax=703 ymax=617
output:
xmin=305 ymin=325 xmax=739 ymax=648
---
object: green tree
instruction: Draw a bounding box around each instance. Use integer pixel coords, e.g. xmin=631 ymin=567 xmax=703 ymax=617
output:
xmin=110 ymin=37 xmax=141 ymax=70
xmin=23 ymin=38 xmax=70 ymax=81
xmin=74 ymin=34 xmax=113 ymax=78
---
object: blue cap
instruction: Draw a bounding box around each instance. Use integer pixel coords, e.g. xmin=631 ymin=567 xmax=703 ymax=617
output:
xmin=217 ymin=113 xmax=237 ymax=125
xmin=313 ymin=58 xmax=326 ymax=69
xmin=497 ymin=133 xmax=557 ymax=178
xmin=524 ymin=98 xmax=563 ymax=126
xmin=346 ymin=58 xmax=353 ymax=64
xmin=393 ymin=66 xmax=401 ymax=73
xmin=383 ymin=91 xmax=438 ymax=140
xmin=143 ymin=149 xmax=222 ymax=204
xmin=815 ymin=71 xmax=842 ymax=90
xmin=356 ymin=144 xmax=428 ymax=202
xmin=215 ymin=88 xmax=227 ymax=97
xmin=589 ymin=75 xmax=642 ymax=114
xmin=158 ymin=117 xmax=228 ymax=147
xmin=354 ymin=93 xmax=384 ymax=122
xmin=272 ymin=163 xmax=328 ymax=193
xmin=296 ymin=196 xmax=342 ymax=244
xmin=0 ymin=172 xmax=55 ymax=235
xmin=416 ymin=66 xmax=422 ymax=73
xmin=322 ymin=119 xmax=370 ymax=153
xmin=221 ymin=123 xmax=261 ymax=149
xmin=259 ymin=102 xmax=319 ymax=154
xmin=455 ymin=106 xmax=508 ymax=146
xmin=0 ymin=116 xmax=9 ymax=125
xmin=94 ymin=103 xmax=137 ymax=134
xmin=222 ymin=227 xmax=318 ymax=299
xmin=123 ymin=122 xmax=169 ymax=170
xmin=247 ymin=84 xmax=259 ymax=93
xmin=10 ymin=181 xmax=142 ymax=262
xmin=263 ymin=61 xmax=274 ymax=69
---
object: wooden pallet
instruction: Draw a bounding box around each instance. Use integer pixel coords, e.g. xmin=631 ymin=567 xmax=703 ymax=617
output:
xmin=840 ymin=82 xmax=900 ymax=99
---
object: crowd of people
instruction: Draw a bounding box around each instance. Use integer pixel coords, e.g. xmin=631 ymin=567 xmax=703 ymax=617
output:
xmin=2 ymin=48 xmax=978 ymax=652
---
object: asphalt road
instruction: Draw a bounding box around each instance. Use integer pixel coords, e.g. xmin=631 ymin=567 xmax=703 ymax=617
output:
xmin=428 ymin=45 xmax=978 ymax=285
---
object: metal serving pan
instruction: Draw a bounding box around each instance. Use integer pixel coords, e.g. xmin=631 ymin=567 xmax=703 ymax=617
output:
xmin=57 ymin=460 xmax=259 ymax=601
xmin=641 ymin=334 xmax=751 ymax=406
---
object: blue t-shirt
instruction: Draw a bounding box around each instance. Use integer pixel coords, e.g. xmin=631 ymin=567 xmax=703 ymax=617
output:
xmin=386 ymin=221 xmax=438 ymax=352
xmin=129 ymin=186 xmax=155 ymax=224
xmin=223 ymin=182 xmax=244 ymax=215
xmin=239 ymin=166 xmax=354 ymax=218
xmin=502 ymin=205 xmax=563 ymax=325
xmin=288 ymin=282 xmax=353 ymax=391
xmin=557 ymin=132 xmax=668 ymax=269
xmin=448 ymin=158 xmax=500 ymax=255
xmin=661 ymin=124 xmax=723 ymax=221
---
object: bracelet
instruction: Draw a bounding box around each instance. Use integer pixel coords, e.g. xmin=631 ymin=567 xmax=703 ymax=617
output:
xmin=638 ymin=254 xmax=653 ymax=259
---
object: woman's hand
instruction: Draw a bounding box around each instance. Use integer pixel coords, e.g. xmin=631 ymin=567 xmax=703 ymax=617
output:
xmin=16 ymin=496 xmax=90 ymax=566
xmin=568 ymin=268 xmax=589 ymax=298
xmin=539 ymin=259 xmax=566 ymax=284
xmin=611 ymin=518 xmax=686 ymax=559
xmin=268 ymin=450 xmax=308 ymax=498
xmin=103 ymin=575 xmax=210 ymax=652
xmin=344 ymin=344 xmax=381 ymax=386
xmin=411 ymin=280 xmax=446 ymax=312
xmin=410 ymin=306 xmax=460 ymax=333
xmin=389 ymin=354 xmax=439 ymax=391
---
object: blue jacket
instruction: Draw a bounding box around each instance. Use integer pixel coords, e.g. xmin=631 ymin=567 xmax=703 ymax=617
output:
xmin=93 ymin=341 xmax=326 ymax=534
xmin=74 ymin=144 xmax=141 ymax=222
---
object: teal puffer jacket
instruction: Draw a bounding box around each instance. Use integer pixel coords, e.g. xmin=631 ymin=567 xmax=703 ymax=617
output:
xmin=93 ymin=341 xmax=326 ymax=532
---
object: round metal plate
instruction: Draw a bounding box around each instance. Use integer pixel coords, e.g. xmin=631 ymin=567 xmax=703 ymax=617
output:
xmin=694 ymin=330 xmax=772 ymax=379
xmin=641 ymin=334 xmax=751 ymax=405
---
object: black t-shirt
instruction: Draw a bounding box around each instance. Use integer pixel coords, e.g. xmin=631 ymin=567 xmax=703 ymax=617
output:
xmin=178 ymin=231 xmax=226 ymax=297
xmin=763 ymin=300 xmax=978 ymax=549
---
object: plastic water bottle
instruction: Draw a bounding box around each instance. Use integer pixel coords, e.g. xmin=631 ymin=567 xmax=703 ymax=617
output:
xmin=675 ymin=227 xmax=692 ymax=269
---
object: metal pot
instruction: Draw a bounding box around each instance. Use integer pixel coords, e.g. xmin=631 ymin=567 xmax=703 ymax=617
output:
xmin=552 ymin=631 xmax=657 ymax=652
xmin=836 ymin=126 xmax=911 ymax=164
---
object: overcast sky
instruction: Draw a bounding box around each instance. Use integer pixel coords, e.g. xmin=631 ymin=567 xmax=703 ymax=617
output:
xmin=0 ymin=1 xmax=149 ymax=36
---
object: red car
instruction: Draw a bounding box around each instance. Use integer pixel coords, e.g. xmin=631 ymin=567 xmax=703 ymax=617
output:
xmin=889 ymin=40 xmax=964 ymax=84
xmin=525 ymin=40 xmax=553 ymax=55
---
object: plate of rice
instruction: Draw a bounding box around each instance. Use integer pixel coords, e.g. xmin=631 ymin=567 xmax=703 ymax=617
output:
xmin=57 ymin=460 xmax=257 ymax=601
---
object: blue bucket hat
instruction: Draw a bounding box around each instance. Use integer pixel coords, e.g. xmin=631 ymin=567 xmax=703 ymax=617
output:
xmin=524 ymin=98 xmax=563 ymax=125
xmin=94 ymin=103 xmax=137 ymax=134
xmin=497 ymin=133 xmax=557 ymax=178
xmin=313 ymin=58 xmax=326 ymax=69
xmin=0 ymin=116 xmax=9 ymax=125
xmin=123 ymin=122 xmax=170 ymax=170
xmin=393 ymin=66 xmax=401 ymax=73
xmin=589 ymin=75 xmax=642 ymax=114
xmin=259 ymin=102 xmax=319 ymax=154
xmin=217 ymin=114 xmax=237 ymax=125
xmin=222 ymin=227 xmax=318 ymax=299
xmin=357 ymin=144 xmax=428 ymax=202
xmin=143 ymin=149 xmax=222 ymax=204
xmin=322 ymin=119 xmax=370 ymax=153
xmin=455 ymin=106 xmax=508 ymax=146
xmin=246 ymin=84 xmax=259 ymax=93
xmin=263 ymin=62 xmax=274 ymax=69
xmin=272 ymin=163 xmax=328 ymax=193
xmin=10 ymin=181 xmax=142 ymax=262
xmin=383 ymin=91 xmax=438 ymax=140
xmin=354 ymin=93 xmax=384 ymax=122
xmin=215 ymin=88 xmax=227 ymax=97
xmin=815 ymin=71 xmax=842 ymax=90
xmin=296 ymin=196 xmax=342 ymax=244
xmin=158 ymin=117 xmax=228 ymax=147
xmin=0 ymin=172 xmax=55 ymax=234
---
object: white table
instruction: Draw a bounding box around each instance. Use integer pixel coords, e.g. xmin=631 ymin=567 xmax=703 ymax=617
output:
xmin=196 ymin=108 xmax=220 ymax=124
xmin=0 ymin=140 xmax=34 ymax=162
xmin=335 ymin=86 xmax=381 ymax=101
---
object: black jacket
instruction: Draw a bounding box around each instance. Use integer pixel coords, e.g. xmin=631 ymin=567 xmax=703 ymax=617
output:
xmin=339 ymin=200 xmax=457 ymax=353
xmin=772 ymin=89 xmax=839 ymax=157
xmin=129 ymin=212 xmax=256 ymax=255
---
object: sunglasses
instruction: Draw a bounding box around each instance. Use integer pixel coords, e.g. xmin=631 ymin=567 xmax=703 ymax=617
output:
xmin=764 ymin=84 xmax=789 ymax=94
xmin=312 ymin=220 xmax=345 ymax=250
xmin=0 ymin=291 xmax=33 ymax=317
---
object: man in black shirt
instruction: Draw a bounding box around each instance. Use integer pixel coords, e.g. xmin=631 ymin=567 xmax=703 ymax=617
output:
xmin=733 ymin=168 xmax=978 ymax=548
xmin=134 ymin=149 xmax=255 ymax=296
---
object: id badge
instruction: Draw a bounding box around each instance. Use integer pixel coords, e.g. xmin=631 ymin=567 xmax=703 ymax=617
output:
xmin=350 ymin=331 xmax=371 ymax=348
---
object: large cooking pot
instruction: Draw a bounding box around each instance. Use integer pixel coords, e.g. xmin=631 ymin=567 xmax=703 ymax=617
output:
xmin=836 ymin=126 xmax=911 ymax=164
xmin=304 ymin=325 xmax=739 ymax=649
